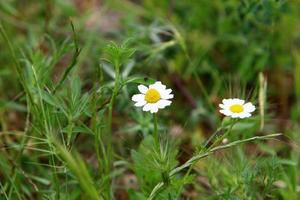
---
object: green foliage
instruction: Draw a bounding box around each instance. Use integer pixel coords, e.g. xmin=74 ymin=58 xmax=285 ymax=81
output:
xmin=104 ymin=41 xmax=136 ymax=70
xmin=132 ymin=136 xmax=178 ymax=193
xmin=132 ymin=135 xmax=196 ymax=199
xmin=54 ymin=140 xmax=100 ymax=200
xmin=215 ymin=156 xmax=281 ymax=199
xmin=0 ymin=0 xmax=299 ymax=199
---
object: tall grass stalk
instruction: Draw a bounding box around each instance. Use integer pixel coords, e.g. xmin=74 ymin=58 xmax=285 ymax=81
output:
xmin=259 ymin=72 xmax=267 ymax=130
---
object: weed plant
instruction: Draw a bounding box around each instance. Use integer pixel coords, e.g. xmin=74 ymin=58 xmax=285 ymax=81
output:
xmin=0 ymin=1 xmax=299 ymax=200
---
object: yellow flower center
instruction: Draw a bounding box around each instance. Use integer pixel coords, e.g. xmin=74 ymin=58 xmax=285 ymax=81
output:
xmin=230 ymin=104 xmax=244 ymax=113
xmin=144 ymin=89 xmax=161 ymax=103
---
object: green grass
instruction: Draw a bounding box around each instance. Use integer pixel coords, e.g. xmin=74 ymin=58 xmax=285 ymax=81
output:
xmin=0 ymin=0 xmax=300 ymax=199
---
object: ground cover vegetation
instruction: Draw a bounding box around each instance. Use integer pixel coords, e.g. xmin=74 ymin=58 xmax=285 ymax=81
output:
xmin=0 ymin=0 xmax=300 ymax=199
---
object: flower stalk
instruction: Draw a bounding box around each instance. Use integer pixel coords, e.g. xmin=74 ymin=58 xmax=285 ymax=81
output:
xmin=153 ymin=113 xmax=159 ymax=148
xmin=107 ymin=59 xmax=120 ymax=178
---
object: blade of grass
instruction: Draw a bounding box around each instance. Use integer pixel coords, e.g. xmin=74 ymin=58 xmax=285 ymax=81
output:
xmin=294 ymin=50 xmax=300 ymax=119
xmin=259 ymin=72 xmax=267 ymax=130
xmin=54 ymin=140 xmax=100 ymax=200
xmin=0 ymin=180 xmax=9 ymax=200
xmin=0 ymin=21 xmax=34 ymax=104
xmin=53 ymin=20 xmax=81 ymax=93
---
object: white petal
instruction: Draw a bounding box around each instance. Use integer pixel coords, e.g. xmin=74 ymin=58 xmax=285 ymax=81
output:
xmin=238 ymin=112 xmax=251 ymax=118
xmin=244 ymin=102 xmax=255 ymax=112
xmin=132 ymin=94 xmax=145 ymax=102
xmin=142 ymin=103 xmax=159 ymax=113
xmin=230 ymin=113 xmax=241 ymax=118
xmin=165 ymin=89 xmax=172 ymax=94
xmin=154 ymin=81 xmax=165 ymax=88
xmin=138 ymin=85 xmax=148 ymax=94
xmin=232 ymin=98 xmax=245 ymax=105
xmin=134 ymin=100 xmax=146 ymax=107
xmin=157 ymin=99 xmax=172 ymax=109
xmin=167 ymin=94 xmax=174 ymax=99
xmin=149 ymin=81 xmax=166 ymax=91
xmin=150 ymin=106 xmax=159 ymax=113
xmin=219 ymin=104 xmax=226 ymax=109
xmin=162 ymin=94 xmax=174 ymax=99
xmin=219 ymin=109 xmax=232 ymax=116
xmin=160 ymin=89 xmax=173 ymax=99
xmin=222 ymin=99 xmax=232 ymax=105
xmin=245 ymin=113 xmax=252 ymax=118
xmin=142 ymin=103 xmax=152 ymax=112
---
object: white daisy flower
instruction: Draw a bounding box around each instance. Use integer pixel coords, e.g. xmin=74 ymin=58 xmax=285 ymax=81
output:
xmin=219 ymin=98 xmax=256 ymax=119
xmin=132 ymin=81 xmax=174 ymax=113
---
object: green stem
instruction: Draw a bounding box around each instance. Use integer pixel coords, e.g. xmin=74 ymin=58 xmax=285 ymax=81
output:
xmin=108 ymin=64 xmax=120 ymax=135
xmin=107 ymin=72 xmax=119 ymax=155
xmin=153 ymin=113 xmax=159 ymax=148
xmin=91 ymin=86 xmax=109 ymax=197
xmin=161 ymin=171 xmax=170 ymax=186
xmin=194 ymin=73 xmax=215 ymax=112
xmin=208 ymin=120 xmax=236 ymax=150
xmin=203 ymin=127 xmax=222 ymax=148
xmin=67 ymin=118 xmax=73 ymax=148
xmin=106 ymin=62 xmax=120 ymax=198
xmin=153 ymin=113 xmax=169 ymax=186
xmin=92 ymin=98 xmax=103 ymax=176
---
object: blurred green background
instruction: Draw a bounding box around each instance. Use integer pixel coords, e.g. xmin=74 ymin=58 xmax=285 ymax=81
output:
xmin=0 ymin=0 xmax=300 ymax=199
